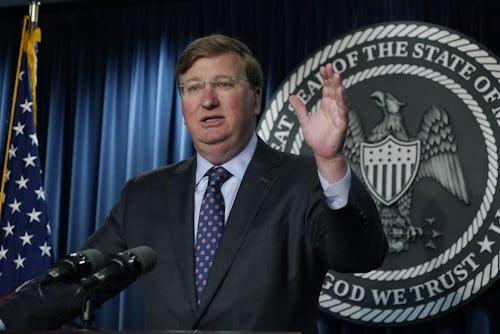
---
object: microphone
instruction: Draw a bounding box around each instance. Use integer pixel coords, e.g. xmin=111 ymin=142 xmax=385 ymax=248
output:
xmin=38 ymin=248 xmax=106 ymax=284
xmin=79 ymin=246 xmax=157 ymax=290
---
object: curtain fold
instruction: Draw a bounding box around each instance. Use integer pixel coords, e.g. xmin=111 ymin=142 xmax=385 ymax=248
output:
xmin=0 ymin=0 xmax=499 ymax=332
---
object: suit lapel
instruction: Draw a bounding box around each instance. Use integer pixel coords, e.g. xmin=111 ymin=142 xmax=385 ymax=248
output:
xmin=195 ymin=139 xmax=282 ymax=319
xmin=165 ymin=157 xmax=199 ymax=314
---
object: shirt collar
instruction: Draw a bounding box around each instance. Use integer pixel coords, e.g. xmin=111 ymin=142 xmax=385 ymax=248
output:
xmin=195 ymin=134 xmax=257 ymax=185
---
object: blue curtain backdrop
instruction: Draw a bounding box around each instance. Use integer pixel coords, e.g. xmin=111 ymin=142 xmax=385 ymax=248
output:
xmin=0 ymin=0 xmax=499 ymax=332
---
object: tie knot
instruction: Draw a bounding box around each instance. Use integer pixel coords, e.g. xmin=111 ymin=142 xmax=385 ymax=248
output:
xmin=207 ymin=166 xmax=231 ymax=187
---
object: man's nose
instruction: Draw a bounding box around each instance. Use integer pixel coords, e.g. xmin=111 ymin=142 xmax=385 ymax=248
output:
xmin=201 ymin=85 xmax=219 ymax=109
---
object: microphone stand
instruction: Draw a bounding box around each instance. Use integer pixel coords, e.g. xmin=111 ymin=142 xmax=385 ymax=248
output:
xmin=77 ymin=279 xmax=129 ymax=331
xmin=79 ymin=288 xmax=102 ymax=330
xmin=81 ymin=297 xmax=95 ymax=330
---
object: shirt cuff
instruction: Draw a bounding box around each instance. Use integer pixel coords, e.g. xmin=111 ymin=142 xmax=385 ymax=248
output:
xmin=318 ymin=164 xmax=351 ymax=210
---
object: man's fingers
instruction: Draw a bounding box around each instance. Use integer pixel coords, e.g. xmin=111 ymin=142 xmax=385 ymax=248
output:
xmin=336 ymin=83 xmax=349 ymax=119
xmin=289 ymin=95 xmax=309 ymax=125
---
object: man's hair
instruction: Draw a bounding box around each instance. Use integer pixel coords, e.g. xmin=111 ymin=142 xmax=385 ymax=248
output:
xmin=175 ymin=34 xmax=263 ymax=90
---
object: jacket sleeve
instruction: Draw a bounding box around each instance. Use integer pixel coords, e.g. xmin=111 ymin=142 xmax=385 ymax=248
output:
xmin=313 ymin=170 xmax=388 ymax=273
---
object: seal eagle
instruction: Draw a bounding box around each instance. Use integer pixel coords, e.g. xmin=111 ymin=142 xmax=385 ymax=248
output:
xmin=344 ymin=91 xmax=469 ymax=253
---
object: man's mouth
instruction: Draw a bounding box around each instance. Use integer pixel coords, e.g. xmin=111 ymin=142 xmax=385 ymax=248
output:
xmin=201 ymin=116 xmax=224 ymax=125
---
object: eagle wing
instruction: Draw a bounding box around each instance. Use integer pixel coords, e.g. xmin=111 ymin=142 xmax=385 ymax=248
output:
xmin=344 ymin=109 xmax=366 ymax=177
xmin=416 ymin=105 xmax=469 ymax=204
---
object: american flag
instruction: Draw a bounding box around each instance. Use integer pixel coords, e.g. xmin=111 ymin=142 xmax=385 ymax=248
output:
xmin=0 ymin=22 xmax=53 ymax=298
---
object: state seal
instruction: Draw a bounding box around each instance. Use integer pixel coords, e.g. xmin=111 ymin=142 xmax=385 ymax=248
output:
xmin=257 ymin=21 xmax=500 ymax=325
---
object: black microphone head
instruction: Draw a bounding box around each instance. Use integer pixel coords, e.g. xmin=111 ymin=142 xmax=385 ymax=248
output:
xmin=78 ymin=248 xmax=107 ymax=272
xmin=39 ymin=248 xmax=106 ymax=284
xmin=79 ymin=246 xmax=157 ymax=290
xmin=124 ymin=246 xmax=157 ymax=274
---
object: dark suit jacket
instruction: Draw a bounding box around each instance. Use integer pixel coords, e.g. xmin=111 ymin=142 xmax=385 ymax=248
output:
xmin=0 ymin=138 xmax=387 ymax=333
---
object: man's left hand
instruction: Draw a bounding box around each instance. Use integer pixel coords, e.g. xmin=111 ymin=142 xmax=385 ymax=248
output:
xmin=289 ymin=63 xmax=349 ymax=183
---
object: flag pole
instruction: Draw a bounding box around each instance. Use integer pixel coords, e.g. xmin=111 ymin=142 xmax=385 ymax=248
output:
xmin=28 ymin=1 xmax=41 ymax=32
xmin=25 ymin=2 xmax=41 ymax=125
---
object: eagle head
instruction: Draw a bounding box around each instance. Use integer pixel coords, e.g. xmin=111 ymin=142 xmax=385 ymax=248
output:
xmin=371 ymin=91 xmax=406 ymax=115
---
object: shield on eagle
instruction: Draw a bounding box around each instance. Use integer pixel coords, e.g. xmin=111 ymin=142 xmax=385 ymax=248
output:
xmin=360 ymin=135 xmax=421 ymax=206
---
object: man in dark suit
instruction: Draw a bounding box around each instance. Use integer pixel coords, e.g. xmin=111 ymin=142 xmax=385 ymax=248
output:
xmin=0 ymin=34 xmax=387 ymax=333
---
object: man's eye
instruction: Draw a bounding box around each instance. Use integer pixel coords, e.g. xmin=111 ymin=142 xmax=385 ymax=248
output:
xmin=187 ymin=83 xmax=203 ymax=92
xmin=215 ymin=80 xmax=234 ymax=89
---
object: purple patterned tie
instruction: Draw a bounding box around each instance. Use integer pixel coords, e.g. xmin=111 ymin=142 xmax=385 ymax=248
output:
xmin=195 ymin=166 xmax=231 ymax=304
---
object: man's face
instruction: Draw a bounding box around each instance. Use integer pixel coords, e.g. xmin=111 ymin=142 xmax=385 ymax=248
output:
xmin=179 ymin=52 xmax=262 ymax=163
